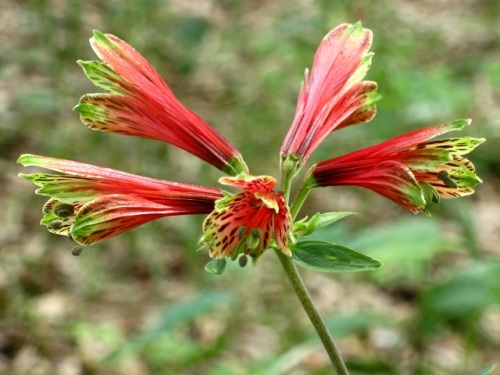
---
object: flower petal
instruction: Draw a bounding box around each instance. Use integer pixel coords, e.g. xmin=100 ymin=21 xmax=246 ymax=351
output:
xmin=313 ymin=160 xmax=426 ymax=213
xmin=218 ymin=174 xmax=277 ymax=192
xmin=281 ymin=22 xmax=377 ymax=164
xmin=315 ymin=119 xmax=474 ymax=169
xmin=311 ymin=119 xmax=484 ymax=213
xmin=413 ymin=156 xmax=483 ymax=199
xmin=397 ymin=137 xmax=485 ymax=171
xmin=74 ymin=30 xmax=248 ymax=175
xmin=41 ymin=199 xmax=83 ymax=236
xmin=201 ymin=175 xmax=290 ymax=259
xmin=18 ymin=154 xmax=223 ymax=203
xmin=70 ymin=194 xmax=189 ymax=245
xmin=19 ymin=154 xmax=224 ymax=245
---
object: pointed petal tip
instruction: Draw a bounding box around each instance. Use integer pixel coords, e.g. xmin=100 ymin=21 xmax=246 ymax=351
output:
xmin=92 ymin=29 xmax=105 ymax=40
xmin=450 ymin=118 xmax=472 ymax=130
xmin=17 ymin=154 xmax=37 ymax=166
xmin=18 ymin=172 xmax=30 ymax=180
xmin=17 ymin=154 xmax=27 ymax=165
xmin=91 ymin=30 xmax=114 ymax=50
xmin=476 ymin=137 xmax=487 ymax=145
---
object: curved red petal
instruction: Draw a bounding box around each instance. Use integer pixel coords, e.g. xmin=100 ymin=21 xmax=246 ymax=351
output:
xmin=281 ymin=23 xmax=375 ymax=163
xmin=79 ymin=31 xmax=247 ymax=175
xmin=71 ymin=194 xmax=213 ymax=245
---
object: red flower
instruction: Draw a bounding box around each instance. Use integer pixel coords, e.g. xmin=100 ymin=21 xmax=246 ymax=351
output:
xmin=281 ymin=23 xmax=379 ymax=177
xmin=18 ymin=25 xmax=484 ymax=264
xmin=75 ymin=31 xmax=248 ymax=176
xmin=310 ymin=119 xmax=484 ymax=214
xmin=200 ymin=175 xmax=291 ymax=259
xmin=18 ymin=155 xmax=223 ymax=246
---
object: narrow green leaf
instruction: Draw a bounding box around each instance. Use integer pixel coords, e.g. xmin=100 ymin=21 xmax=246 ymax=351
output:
xmin=291 ymin=240 xmax=383 ymax=273
xmin=205 ymin=258 xmax=227 ymax=275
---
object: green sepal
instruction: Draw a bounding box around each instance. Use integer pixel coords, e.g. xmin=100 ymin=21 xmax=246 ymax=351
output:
xmin=204 ymin=258 xmax=227 ymax=275
xmin=291 ymin=240 xmax=383 ymax=273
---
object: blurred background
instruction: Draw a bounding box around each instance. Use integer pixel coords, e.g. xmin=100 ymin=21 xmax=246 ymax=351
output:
xmin=1 ymin=1 xmax=499 ymax=374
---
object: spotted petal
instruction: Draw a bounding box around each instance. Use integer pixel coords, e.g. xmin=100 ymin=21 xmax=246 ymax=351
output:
xmin=18 ymin=154 xmax=223 ymax=245
xmin=311 ymin=119 xmax=484 ymax=213
xmin=201 ymin=176 xmax=291 ymax=259
xmin=70 ymin=194 xmax=185 ymax=245
xmin=413 ymin=156 xmax=482 ymax=199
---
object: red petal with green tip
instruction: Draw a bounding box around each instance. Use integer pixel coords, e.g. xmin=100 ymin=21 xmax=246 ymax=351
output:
xmin=281 ymin=23 xmax=378 ymax=164
xmin=75 ymin=31 xmax=248 ymax=176
xmin=413 ymin=156 xmax=482 ymax=199
xmin=18 ymin=154 xmax=223 ymax=245
xmin=18 ymin=154 xmax=223 ymax=203
xmin=70 ymin=194 xmax=202 ymax=245
xmin=312 ymin=119 xmax=484 ymax=213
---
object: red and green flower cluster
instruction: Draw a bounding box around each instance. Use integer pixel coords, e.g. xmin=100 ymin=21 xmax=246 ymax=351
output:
xmin=19 ymin=23 xmax=483 ymax=269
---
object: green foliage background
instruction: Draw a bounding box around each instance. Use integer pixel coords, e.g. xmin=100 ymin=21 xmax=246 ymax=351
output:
xmin=1 ymin=1 xmax=499 ymax=374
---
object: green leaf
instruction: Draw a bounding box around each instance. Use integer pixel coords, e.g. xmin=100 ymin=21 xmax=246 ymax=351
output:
xmin=475 ymin=364 xmax=496 ymax=375
xmin=204 ymin=258 xmax=227 ymax=275
xmin=291 ymin=240 xmax=383 ymax=273
xmin=317 ymin=211 xmax=356 ymax=229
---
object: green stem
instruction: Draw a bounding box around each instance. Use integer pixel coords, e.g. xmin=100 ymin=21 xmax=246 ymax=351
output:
xmin=280 ymin=154 xmax=302 ymax=202
xmin=289 ymin=171 xmax=315 ymax=220
xmin=279 ymin=158 xmax=347 ymax=372
xmin=276 ymin=250 xmax=350 ymax=374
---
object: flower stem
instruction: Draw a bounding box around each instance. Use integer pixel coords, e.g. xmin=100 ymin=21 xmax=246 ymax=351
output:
xmin=275 ymin=250 xmax=350 ymax=374
xmin=289 ymin=171 xmax=315 ymax=220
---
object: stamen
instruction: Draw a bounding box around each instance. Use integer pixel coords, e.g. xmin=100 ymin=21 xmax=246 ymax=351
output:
xmin=72 ymin=245 xmax=83 ymax=256
xmin=437 ymin=170 xmax=458 ymax=188
xmin=239 ymin=254 xmax=248 ymax=267
xmin=251 ymin=228 xmax=263 ymax=239
xmin=236 ymin=226 xmax=247 ymax=238
xmin=49 ymin=220 xmax=63 ymax=230
xmin=246 ymin=228 xmax=262 ymax=250
xmin=54 ymin=203 xmax=75 ymax=218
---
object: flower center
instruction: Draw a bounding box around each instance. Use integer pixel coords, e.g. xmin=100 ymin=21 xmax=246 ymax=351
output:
xmin=200 ymin=175 xmax=291 ymax=260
